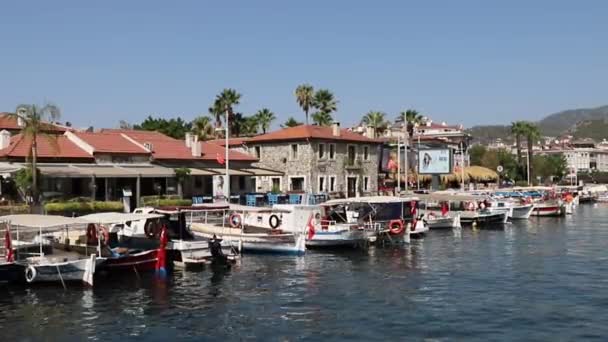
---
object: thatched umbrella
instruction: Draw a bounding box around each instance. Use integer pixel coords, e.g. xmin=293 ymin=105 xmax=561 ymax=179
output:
xmin=464 ymin=166 xmax=498 ymax=182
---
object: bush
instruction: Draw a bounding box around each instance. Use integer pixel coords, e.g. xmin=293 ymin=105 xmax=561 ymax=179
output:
xmin=44 ymin=201 xmax=124 ymax=215
xmin=142 ymin=198 xmax=192 ymax=207
xmin=0 ymin=205 xmax=30 ymax=215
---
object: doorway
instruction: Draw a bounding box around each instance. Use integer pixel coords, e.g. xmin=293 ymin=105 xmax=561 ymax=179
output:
xmin=347 ymin=176 xmax=357 ymax=198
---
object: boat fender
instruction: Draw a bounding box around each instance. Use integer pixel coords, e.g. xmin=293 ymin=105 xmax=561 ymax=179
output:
xmin=25 ymin=265 xmax=37 ymax=283
xmin=229 ymin=213 xmax=242 ymax=228
xmin=144 ymin=220 xmax=157 ymax=239
xmin=388 ymin=219 xmax=405 ymax=235
xmin=269 ymin=215 xmax=281 ymax=229
xmin=86 ymin=223 xmax=98 ymax=245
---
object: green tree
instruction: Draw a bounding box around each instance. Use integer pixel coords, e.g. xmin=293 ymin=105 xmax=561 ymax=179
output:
xmin=12 ymin=104 xmax=61 ymax=203
xmin=312 ymin=89 xmax=338 ymax=117
xmin=282 ymin=117 xmax=303 ymax=128
xmin=191 ymin=116 xmax=214 ymax=141
xmin=241 ymin=115 xmax=260 ymax=136
xmin=511 ymin=121 xmax=527 ymax=175
xmin=212 ymin=88 xmax=242 ymax=134
xmin=469 ymin=145 xmax=487 ymax=166
xmin=312 ymin=111 xmax=334 ymax=126
xmin=254 ymin=108 xmax=276 ymax=134
xmin=134 ymin=116 xmax=192 ymax=139
xmin=361 ymin=111 xmax=387 ymax=138
xmin=295 ymin=84 xmax=315 ymax=125
xmin=521 ymin=122 xmax=541 ymax=184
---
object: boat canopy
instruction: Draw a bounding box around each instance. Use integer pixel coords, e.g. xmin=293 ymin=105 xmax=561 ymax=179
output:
xmin=79 ymin=212 xmax=164 ymax=224
xmin=229 ymin=204 xmax=292 ymax=214
xmin=0 ymin=214 xmax=89 ymax=230
xmin=322 ymin=196 xmax=420 ymax=206
xmin=511 ymin=186 xmax=554 ymax=191
xmin=155 ymin=203 xmax=230 ymax=214
xmin=416 ymin=193 xmax=486 ymax=202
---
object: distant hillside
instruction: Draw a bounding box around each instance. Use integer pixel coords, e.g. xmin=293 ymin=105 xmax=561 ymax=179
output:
xmin=538 ymin=105 xmax=608 ymax=136
xmin=468 ymin=104 xmax=608 ymax=142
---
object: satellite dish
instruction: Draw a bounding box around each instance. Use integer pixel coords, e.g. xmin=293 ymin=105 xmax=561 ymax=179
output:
xmin=497 ymin=165 xmax=504 ymax=173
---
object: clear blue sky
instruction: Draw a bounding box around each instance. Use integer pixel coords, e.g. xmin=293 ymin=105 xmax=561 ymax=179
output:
xmin=1 ymin=0 xmax=607 ymax=129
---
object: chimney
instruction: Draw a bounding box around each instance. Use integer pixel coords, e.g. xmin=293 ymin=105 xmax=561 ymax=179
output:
xmin=185 ymin=132 xmax=192 ymax=147
xmin=332 ymin=122 xmax=341 ymax=137
xmin=191 ymin=135 xmax=201 ymax=157
xmin=365 ymin=126 xmax=376 ymax=138
xmin=0 ymin=130 xmax=10 ymax=150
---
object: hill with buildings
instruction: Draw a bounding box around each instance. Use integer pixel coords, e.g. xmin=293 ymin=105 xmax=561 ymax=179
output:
xmin=467 ymin=104 xmax=608 ymax=143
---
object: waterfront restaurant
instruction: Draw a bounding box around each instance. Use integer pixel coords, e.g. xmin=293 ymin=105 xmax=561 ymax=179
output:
xmin=0 ymin=128 xmax=281 ymax=208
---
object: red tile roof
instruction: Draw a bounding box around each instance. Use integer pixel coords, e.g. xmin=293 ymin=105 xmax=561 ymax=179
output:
xmin=247 ymin=125 xmax=381 ymax=144
xmin=0 ymin=134 xmax=94 ymax=160
xmin=100 ymin=129 xmax=256 ymax=162
xmin=207 ymin=137 xmax=251 ymax=147
xmin=0 ymin=113 xmax=68 ymax=133
xmin=73 ymin=132 xmax=150 ymax=154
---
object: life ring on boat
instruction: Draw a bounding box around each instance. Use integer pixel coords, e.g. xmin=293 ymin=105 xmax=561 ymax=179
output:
xmin=144 ymin=220 xmax=157 ymax=239
xmin=388 ymin=219 xmax=405 ymax=235
xmin=229 ymin=213 xmax=242 ymax=228
xmin=269 ymin=215 xmax=281 ymax=229
xmin=86 ymin=223 xmax=97 ymax=245
xmin=25 ymin=265 xmax=37 ymax=283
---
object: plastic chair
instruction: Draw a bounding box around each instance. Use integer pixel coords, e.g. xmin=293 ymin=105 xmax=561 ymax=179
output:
xmin=246 ymin=194 xmax=257 ymax=207
xmin=267 ymin=193 xmax=279 ymax=206
xmin=289 ymin=194 xmax=301 ymax=204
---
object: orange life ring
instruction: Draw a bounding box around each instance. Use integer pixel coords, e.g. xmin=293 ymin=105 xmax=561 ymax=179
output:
xmin=388 ymin=219 xmax=405 ymax=235
xmin=229 ymin=213 xmax=242 ymax=228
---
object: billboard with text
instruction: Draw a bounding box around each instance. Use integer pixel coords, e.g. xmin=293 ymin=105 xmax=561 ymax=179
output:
xmin=418 ymin=149 xmax=451 ymax=174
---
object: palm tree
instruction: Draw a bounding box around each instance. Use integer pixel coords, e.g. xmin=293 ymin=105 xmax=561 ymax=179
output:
xmin=191 ymin=116 xmax=215 ymax=141
xmin=313 ymin=89 xmax=338 ymax=116
xmin=255 ymin=108 xmax=276 ymax=134
xmin=312 ymin=111 xmax=334 ymax=126
xmin=511 ymin=121 xmax=527 ymax=167
xmin=295 ymin=84 xmax=315 ymax=125
xmin=361 ymin=111 xmax=387 ymax=138
xmin=12 ymin=103 xmax=61 ymax=204
xmin=522 ymin=122 xmax=541 ymax=184
xmin=241 ymin=116 xmax=260 ymax=136
xmin=399 ymin=109 xmax=423 ymax=138
xmin=282 ymin=117 xmax=303 ymax=128
xmin=212 ymin=88 xmax=242 ymax=134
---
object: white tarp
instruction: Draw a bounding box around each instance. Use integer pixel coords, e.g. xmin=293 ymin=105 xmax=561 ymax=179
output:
xmin=79 ymin=212 xmax=164 ymax=224
xmin=0 ymin=214 xmax=89 ymax=229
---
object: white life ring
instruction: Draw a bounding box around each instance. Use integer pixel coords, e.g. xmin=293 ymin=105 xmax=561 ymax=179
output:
xmin=25 ymin=265 xmax=37 ymax=283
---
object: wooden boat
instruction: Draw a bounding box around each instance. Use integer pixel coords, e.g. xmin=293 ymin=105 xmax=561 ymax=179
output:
xmin=1 ymin=214 xmax=103 ymax=287
xmin=418 ymin=192 xmax=507 ymax=228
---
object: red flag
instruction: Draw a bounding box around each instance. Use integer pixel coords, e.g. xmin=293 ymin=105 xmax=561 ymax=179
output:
xmin=441 ymin=202 xmax=449 ymax=216
xmin=216 ymin=152 xmax=225 ymax=165
xmin=155 ymin=225 xmax=168 ymax=277
xmin=306 ymin=214 xmax=315 ymax=240
xmin=410 ymin=200 xmax=417 ymax=216
xmin=4 ymin=225 xmax=13 ymax=263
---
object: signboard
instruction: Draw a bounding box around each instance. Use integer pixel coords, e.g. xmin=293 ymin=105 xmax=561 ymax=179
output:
xmin=212 ymin=175 xmax=228 ymax=202
xmin=418 ymin=149 xmax=451 ymax=174
xmin=497 ymin=165 xmax=504 ymax=173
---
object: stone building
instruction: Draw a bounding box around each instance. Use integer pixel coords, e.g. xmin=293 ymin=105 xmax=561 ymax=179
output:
xmin=243 ymin=123 xmax=382 ymax=198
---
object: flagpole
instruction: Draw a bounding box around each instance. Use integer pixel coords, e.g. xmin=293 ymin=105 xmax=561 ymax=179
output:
xmin=225 ymin=110 xmax=230 ymax=202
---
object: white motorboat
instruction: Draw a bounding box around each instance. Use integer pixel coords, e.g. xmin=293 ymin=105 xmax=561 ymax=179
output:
xmin=424 ymin=212 xmax=462 ymax=229
xmin=418 ymin=192 xmax=507 ymax=228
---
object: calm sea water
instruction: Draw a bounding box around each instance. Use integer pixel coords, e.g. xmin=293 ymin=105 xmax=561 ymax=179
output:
xmin=2 ymin=204 xmax=608 ymax=341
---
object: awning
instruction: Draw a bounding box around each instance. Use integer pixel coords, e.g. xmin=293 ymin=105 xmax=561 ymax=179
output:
xmin=38 ymin=165 xmax=88 ymax=178
xmin=238 ymin=167 xmax=283 ymax=176
xmin=204 ymin=167 xmax=253 ymax=176
xmin=0 ymin=162 xmax=23 ymax=177
xmin=119 ymin=165 xmax=175 ymax=177
xmin=189 ymin=168 xmax=219 ymax=176
xmin=76 ymin=165 xmax=134 ymax=178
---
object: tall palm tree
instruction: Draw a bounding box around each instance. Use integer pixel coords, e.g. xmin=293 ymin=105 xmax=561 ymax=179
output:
xmin=295 ymin=84 xmax=315 ymax=125
xmin=399 ymin=109 xmax=423 ymax=138
xmin=12 ymin=103 xmax=61 ymax=203
xmin=241 ymin=116 xmax=260 ymax=136
xmin=282 ymin=117 xmax=303 ymax=128
xmin=255 ymin=108 xmax=276 ymax=134
xmin=312 ymin=111 xmax=334 ymax=126
xmin=510 ymin=121 xmax=526 ymax=167
xmin=313 ymin=89 xmax=338 ymax=116
xmin=208 ymin=100 xmax=224 ymax=131
xmin=522 ymin=122 xmax=541 ymax=184
xmin=213 ymin=88 xmax=242 ymax=133
xmin=361 ymin=111 xmax=387 ymax=138
xmin=191 ymin=116 xmax=215 ymax=141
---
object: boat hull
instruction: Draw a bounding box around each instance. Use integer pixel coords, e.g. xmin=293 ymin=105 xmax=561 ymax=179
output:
xmin=101 ymin=249 xmax=159 ymax=272
xmin=425 ymin=214 xmax=461 ymax=229
xmin=0 ymin=262 xmax=25 ymax=283
xmin=460 ymin=212 xmax=507 ymax=227
xmin=532 ymin=205 xmax=565 ymax=217
xmin=306 ymin=229 xmax=368 ymax=248
xmin=510 ymin=204 xmax=534 ymax=220
xmin=21 ymin=256 xmax=98 ymax=286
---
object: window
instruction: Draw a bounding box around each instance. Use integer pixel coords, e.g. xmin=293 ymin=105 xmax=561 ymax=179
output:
xmin=290 ymin=177 xmax=305 ymax=191
xmin=363 ymin=145 xmax=370 ymax=161
xmin=363 ymin=176 xmax=370 ymax=192
xmin=254 ymin=146 xmax=261 ymax=159
xmin=318 ymin=176 xmax=326 ymax=192
xmin=329 ymin=144 xmax=336 ymax=160
xmin=329 ymin=176 xmax=336 ymax=192
xmin=238 ymin=176 xmax=245 ymax=190
xmin=270 ymin=177 xmax=282 ymax=192
xmin=347 ymin=145 xmax=357 ymax=165
xmin=318 ymin=143 xmax=326 ymax=159
xmin=194 ymin=176 xmax=203 ymax=188
xmin=251 ymin=177 xmax=257 ymax=191
xmin=291 ymin=144 xmax=298 ymax=159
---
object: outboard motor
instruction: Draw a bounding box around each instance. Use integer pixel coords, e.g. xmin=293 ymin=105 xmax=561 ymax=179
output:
xmin=208 ymin=234 xmax=228 ymax=265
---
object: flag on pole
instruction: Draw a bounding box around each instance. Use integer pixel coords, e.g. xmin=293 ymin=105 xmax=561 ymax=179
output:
xmin=155 ymin=224 xmax=168 ymax=278
xmin=410 ymin=200 xmax=417 ymax=216
xmin=441 ymin=202 xmax=449 ymax=216
xmin=216 ymin=152 xmax=225 ymax=165
xmin=306 ymin=214 xmax=315 ymax=240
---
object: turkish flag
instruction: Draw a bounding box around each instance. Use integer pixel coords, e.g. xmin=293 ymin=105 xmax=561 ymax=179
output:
xmin=216 ymin=152 xmax=225 ymax=165
xmin=4 ymin=225 xmax=13 ymax=263
xmin=155 ymin=225 xmax=168 ymax=278
xmin=441 ymin=202 xmax=449 ymax=216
